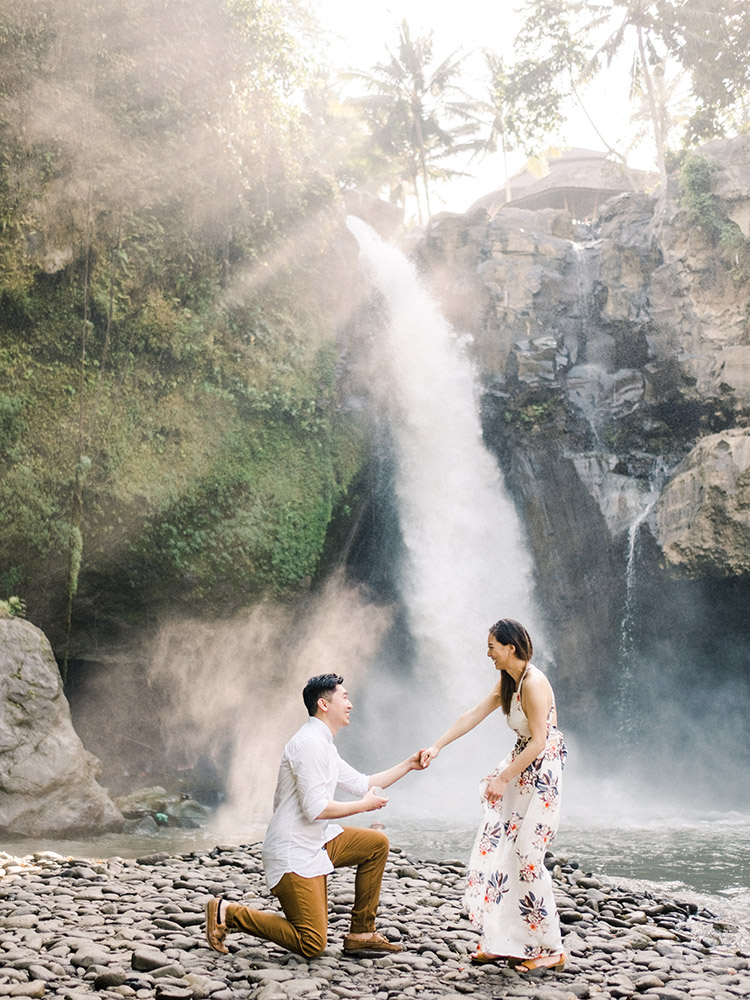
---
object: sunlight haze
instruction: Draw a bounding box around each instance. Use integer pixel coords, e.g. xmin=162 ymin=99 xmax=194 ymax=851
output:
xmin=315 ymin=0 xmax=656 ymax=215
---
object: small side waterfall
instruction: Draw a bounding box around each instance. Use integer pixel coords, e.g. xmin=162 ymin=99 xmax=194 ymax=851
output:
xmin=615 ymin=460 xmax=669 ymax=741
xmin=347 ymin=217 xmax=540 ymax=712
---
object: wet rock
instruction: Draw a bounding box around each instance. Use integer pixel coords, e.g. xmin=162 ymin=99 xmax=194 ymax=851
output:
xmin=655 ymin=427 xmax=750 ymax=577
xmin=0 ymin=618 xmax=123 ymax=837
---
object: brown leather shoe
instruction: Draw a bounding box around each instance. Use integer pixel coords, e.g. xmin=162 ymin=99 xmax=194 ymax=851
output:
xmin=343 ymin=931 xmax=402 ymax=955
xmin=205 ymin=897 xmax=229 ymax=954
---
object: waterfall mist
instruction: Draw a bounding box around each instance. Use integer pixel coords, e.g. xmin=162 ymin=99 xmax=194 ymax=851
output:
xmin=141 ymin=574 xmax=392 ymax=834
xmin=339 ymin=217 xmax=545 ymax=822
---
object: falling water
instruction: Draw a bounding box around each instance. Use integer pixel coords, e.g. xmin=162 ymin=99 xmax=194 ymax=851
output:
xmin=615 ymin=460 xmax=669 ymax=740
xmin=346 ymin=217 xmax=540 ymax=714
xmin=566 ymin=242 xmax=610 ymax=445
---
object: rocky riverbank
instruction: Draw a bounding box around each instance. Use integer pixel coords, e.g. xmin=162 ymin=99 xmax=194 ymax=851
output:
xmin=0 ymin=843 xmax=747 ymax=1000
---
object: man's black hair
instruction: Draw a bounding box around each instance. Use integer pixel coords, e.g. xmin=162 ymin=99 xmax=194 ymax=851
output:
xmin=303 ymin=674 xmax=344 ymax=716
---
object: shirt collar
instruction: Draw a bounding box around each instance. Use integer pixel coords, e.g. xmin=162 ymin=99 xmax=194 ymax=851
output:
xmin=309 ymin=716 xmax=334 ymax=742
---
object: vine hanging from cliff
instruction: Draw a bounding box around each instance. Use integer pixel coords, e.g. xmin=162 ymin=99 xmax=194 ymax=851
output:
xmin=680 ymin=153 xmax=750 ymax=284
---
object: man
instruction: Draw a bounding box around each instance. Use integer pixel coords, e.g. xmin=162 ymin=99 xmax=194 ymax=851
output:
xmin=205 ymin=673 xmax=425 ymax=958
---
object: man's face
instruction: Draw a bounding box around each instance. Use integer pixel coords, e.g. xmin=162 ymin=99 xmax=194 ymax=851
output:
xmin=320 ymin=684 xmax=352 ymax=732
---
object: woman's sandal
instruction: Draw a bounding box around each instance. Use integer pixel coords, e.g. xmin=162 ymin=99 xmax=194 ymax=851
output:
xmin=515 ymin=952 xmax=566 ymax=974
xmin=469 ymin=951 xmax=513 ymax=964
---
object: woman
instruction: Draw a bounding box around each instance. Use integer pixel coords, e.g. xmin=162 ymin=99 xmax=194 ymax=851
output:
xmin=421 ymin=618 xmax=566 ymax=972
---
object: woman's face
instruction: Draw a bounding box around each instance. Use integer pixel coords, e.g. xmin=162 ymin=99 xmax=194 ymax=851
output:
xmin=487 ymin=632 xmax=512 ymax=671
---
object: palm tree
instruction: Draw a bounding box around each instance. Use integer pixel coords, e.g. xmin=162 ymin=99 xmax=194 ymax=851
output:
xmin=581 ymin=0 xmax=748 ymax=190
xmin=349 ymin=20 xmax=482 ymax=224
xmin=582 ymin=1 xmax=673 ymax=190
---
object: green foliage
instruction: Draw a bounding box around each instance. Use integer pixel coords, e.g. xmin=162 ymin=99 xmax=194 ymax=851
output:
xmin=677 ymin=0 xmax=750 ymax=143
xmin=0 ymin=392 xmax=26 ymax=456
xmin=506 ymin=1 xmax=750 ymax=188
xmin=680 ymin=153 xmax=750 ymax=279
xmin=348 ymin=20 xmax=482 ymax=222
xmin=0 ymin=0 xmax=368 ymax=648
xmin=0 ymin=596 xmax=26 ymax=619
xmin=503 ymin=395 xmax=566 ymax=433
xmin=485 ymin=0 xmax=588 ymax=159
xmin=680 ymin=155 xmax=722 ymax=230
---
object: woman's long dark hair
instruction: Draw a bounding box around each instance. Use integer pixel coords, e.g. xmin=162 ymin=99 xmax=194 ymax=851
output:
xmin=490 ymin=618 xmax=533 ymax=715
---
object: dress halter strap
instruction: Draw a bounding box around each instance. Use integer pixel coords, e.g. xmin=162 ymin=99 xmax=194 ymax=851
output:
xmin=516 ymin=662 xmax=532 ymax=696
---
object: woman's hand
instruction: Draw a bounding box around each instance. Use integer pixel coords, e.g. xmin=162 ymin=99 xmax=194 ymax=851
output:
xmin=484 ymin=773 xmax=509 ymax=805
xmin=419 ymin=746 xmax=440 ymax=768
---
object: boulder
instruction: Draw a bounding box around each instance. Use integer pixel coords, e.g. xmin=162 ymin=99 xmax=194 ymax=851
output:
xmin=655 ymin=428 xmax=750 ymax=577
xmin=114 ymin=785 xmax=210 ymax=828
xmin=0 ymin=617 xmax=123 ymax=835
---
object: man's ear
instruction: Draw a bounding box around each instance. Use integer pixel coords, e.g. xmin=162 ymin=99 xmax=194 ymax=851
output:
xmin=317 ymin=697 xmax=329 ymax=714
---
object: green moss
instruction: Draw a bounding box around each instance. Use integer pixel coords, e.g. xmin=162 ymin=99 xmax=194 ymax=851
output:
xmin=0 ymin=0 xmax=364 ymax=648
xmin=680 ymin=153 xmax=750 ymax=280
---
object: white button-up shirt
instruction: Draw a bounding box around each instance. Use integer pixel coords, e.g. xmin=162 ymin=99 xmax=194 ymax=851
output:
xmin=262 ymin=717 xmax=370 ymax=890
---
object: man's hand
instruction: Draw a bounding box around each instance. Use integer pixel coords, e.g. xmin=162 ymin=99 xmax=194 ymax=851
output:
xmin=361 ymin=787 xmax=389 ymax=812
xmin=419 ymin=745 xmax=439 ymax=768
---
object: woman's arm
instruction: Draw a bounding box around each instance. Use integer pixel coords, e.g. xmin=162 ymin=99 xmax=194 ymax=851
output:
xmin=485 ymin=672 xmax=552 ymax=802
xmin=420 ymin=686 xmax=503 ymax=765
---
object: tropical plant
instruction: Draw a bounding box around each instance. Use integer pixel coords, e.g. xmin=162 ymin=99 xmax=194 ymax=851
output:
xmin=0 ymin=597 xmax=26 ymax=619
xmin=479 ymin=29 xmax=586 ymax=202
xmin=676 ymin=0 xmax=750 ymax=142
xmin=349 ymin=20 xmax=483 ymax=224
xmin=680 ymin=152 xmax=750 ymax=278
xmin=510 ymin=0 xmax=750 ymax=194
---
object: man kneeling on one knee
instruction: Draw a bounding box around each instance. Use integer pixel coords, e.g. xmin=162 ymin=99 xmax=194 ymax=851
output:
xmin=205 ymin=673 xmax=427 ymax=958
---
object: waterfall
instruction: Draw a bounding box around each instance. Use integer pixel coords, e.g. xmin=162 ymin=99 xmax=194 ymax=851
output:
xmin=565 ymin=241 xmax=614 ymax=446
xmin=615 ymin=460 xmax=669 ymax=741
xmin=347 ymin=217 xmax=540 ymax=715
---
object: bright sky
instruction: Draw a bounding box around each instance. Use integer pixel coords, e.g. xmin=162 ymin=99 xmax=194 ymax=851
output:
xmin=314 ymin=0 xmax=656 ymax=216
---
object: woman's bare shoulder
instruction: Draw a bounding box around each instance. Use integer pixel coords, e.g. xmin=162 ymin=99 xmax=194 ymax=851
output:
xmin=522 ymin=666 xmax=554 ymax=700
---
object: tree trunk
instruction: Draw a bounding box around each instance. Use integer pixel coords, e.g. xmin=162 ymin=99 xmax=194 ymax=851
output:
xmin=636 ymin=25 xmax=668 ymax=193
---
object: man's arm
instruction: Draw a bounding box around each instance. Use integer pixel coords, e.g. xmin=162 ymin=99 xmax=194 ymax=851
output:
xmin=315 ymin=787 xmax=389 ymax=820
xmin=368 ymin=750 xmax=424 ymax=791
xmin=315 ymin=750 xmax=425 ymax=819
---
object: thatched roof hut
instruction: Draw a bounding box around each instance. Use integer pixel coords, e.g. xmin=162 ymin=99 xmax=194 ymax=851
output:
xmin=470 ymin=148 xmax=659 ymax=220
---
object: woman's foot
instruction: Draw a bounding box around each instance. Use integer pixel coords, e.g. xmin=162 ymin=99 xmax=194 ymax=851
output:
xmin=516 ymin=952 xmax=566 ymax=973
xmin=470 ymin=951 xmax=502 ymax=964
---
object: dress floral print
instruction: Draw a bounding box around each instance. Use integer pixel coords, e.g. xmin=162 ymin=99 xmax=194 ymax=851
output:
xmin=463 ymin=664 xmax=566 ymax=959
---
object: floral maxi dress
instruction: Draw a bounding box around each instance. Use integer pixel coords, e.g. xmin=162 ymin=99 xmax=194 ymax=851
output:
xmin=463 ymin=664 xmax=567 ymax=959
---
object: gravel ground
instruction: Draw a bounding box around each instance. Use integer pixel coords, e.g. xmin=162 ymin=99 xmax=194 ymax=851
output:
xmin=0 ymin=843 xmax=748 ymax=1000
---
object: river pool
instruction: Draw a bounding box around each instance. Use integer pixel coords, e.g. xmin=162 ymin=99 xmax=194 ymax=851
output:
xmin=3 ymin=812 xmax=747 ymax=949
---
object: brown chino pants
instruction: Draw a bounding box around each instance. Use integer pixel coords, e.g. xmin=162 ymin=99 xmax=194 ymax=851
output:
xmin=225 ymin=826 xmax=389 ymax=958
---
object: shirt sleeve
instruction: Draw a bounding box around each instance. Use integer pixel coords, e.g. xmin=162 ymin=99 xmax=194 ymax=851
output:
xmin=334 ymin=749 xmax=369 ymax=798
xmin=292 ymin=739 xmax=335 ymax=823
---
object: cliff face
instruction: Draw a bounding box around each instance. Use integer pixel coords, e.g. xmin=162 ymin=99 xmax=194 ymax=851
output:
xmin=416 ymin=137 xmax=750 ymax=721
